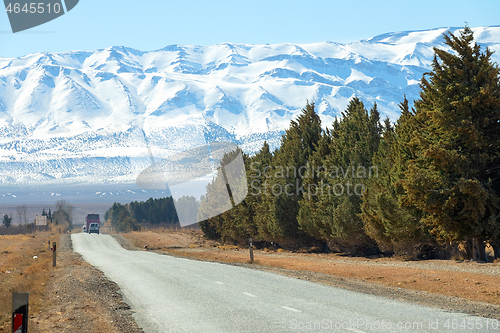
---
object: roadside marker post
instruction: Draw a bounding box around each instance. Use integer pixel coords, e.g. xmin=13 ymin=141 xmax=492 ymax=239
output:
xmin=249 ymin=238 xmax=254 ymax=262
xmin=52 ymin=242 xmax=56 ymax=267
xmin=12 ymin=292 xmax=29 ymax=333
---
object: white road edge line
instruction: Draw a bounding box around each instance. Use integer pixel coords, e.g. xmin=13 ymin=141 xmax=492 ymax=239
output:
xmin=281 ymin=306 xmax=301 ymax=313
xmin=214 ymin=281 xmax=224 ymax=284
xmin=242 ymin=292 xmax=257 ymax=298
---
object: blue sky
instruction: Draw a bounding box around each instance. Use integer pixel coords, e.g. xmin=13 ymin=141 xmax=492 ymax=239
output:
xmin=1 ymin=0 xmax=499 ymax=58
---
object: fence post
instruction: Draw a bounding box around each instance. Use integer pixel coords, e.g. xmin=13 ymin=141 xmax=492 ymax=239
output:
xmin=52 ymin=242 xmax=56 ymax=267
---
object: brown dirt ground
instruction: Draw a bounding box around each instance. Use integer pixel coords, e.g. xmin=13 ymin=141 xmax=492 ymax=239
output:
xmin=33 ymin=234 xmax=143 ymax=333
xmin=120 ymin=230 xmax=500 ymax=320
xmin=0 ymin=233 xmax=54 ymax=333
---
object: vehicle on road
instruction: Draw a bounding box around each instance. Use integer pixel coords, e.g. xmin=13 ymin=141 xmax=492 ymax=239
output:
xmin=86 ymin=214 xmax=100 ymax=234
xmin=88 ymin=222 xmax=100 ymax=234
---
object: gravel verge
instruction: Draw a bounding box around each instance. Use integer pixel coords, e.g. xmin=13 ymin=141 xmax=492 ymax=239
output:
xmin=273 ymin=252 xmax=500 ymax=276
xmin=35 ymin=234 xmax=144 ymax=333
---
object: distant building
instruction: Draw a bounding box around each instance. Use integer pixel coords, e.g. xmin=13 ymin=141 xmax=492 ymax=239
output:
xmin=35 ymin=215 xmax=47 ymax=226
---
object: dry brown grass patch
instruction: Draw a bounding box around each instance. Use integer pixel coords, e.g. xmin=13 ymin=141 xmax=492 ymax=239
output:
xmin=0 ymin=232 xmax=58 ymax=331
xmin=217 ymin=245 xmax=238 ymax=250
xmin=122 ymin=229 xmax=212 ymax=250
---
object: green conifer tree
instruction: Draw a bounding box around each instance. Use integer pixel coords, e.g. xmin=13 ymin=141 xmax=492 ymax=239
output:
xmin=361 ymin=98 xmax=432 ymax=256
xmin=2 ymin=214 xmax=11 ymax=228
xmin=298 ymin=98 xmax=381 ymax=254
xmin=401 ymin=26 xmax=500 ymax=260
xmin=260 ymin=102 xmax=322 ymax=243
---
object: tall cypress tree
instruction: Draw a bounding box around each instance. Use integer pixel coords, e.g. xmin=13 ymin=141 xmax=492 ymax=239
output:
xmin=256 ymin=102 xmax=322 ymax=243
xmin=361 ymin=98 xmax=432 ymax=256
xmin=248 ymin=141 xmax=275 ymax=240
xmin=401 ymin=26 xmax=500 ymax=260
xmin=298 ymin=98 xmax=381 ymax=253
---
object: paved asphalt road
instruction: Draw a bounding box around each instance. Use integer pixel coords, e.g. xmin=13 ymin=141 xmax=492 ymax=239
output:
xmin=72 ymin=234 xmax=497 ymax=333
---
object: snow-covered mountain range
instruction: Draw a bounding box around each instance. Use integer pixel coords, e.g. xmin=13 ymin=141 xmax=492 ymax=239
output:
xmin=0 ymin=26 xmax=499 ymax=187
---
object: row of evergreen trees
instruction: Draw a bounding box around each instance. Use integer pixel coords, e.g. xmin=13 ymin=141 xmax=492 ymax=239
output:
xmin=105 ymin=197 xmax=178 ymax=232
xmin=199 ymin=27 xmax=500 ymax=260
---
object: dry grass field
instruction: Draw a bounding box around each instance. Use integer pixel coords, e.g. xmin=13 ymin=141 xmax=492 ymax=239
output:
xmin=0 ymin=232 xmax=58 ymax=333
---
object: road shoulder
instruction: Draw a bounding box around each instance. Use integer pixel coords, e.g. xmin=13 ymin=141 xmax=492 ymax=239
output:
xmin=35 ymin=234 xmax=144 ymax=333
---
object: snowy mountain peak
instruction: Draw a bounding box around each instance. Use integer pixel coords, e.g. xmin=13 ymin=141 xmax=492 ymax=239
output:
xmin=0 ymin=26 xmax=499 ymax=187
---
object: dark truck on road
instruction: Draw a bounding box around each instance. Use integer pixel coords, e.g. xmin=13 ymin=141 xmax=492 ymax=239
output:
xmin=86 ymin=214 xmax=100 ymax=234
